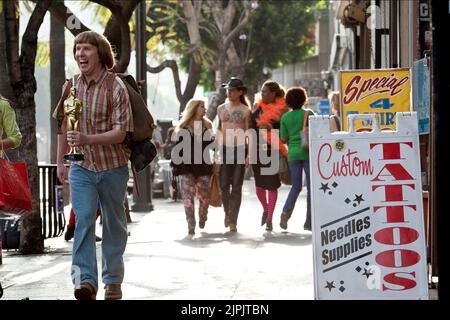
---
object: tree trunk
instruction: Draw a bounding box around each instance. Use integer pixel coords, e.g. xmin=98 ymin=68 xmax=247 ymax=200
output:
xmin=16 ymin=0 xmax=53 ymax=254
xmin=0 ymin=4 xmax=14 ymax=100
xmin=0 ymin=1 xmax=15 ymax=101
xmin=102 ymin=0 xmax=140 ymax=73
xmin=50 ymin=11 xmax=65 ymax=164
xmin=177 ymin=0 xmax=202 ymax=114
xmin=179 ymin=57 xmax=202 ymax=114
xmin=205 ymin=1 xmax=253 ymax=121
xmin=206 ymin=88 xmax=227 ymax=122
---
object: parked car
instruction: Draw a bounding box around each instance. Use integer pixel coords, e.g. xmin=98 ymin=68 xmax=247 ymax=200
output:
xmin=152 ymin=159 xmax=171 ymax=198
xmin=127 ymin=158 xmax=181 ymax=200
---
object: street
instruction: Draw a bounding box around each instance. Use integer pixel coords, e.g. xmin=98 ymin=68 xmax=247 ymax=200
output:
xmin=0 ymin=180 xmax=314 ymax=300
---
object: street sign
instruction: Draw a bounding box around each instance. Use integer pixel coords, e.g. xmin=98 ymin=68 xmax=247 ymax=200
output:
xmin=413 ymin=59 xmax=430 ymax=135
xmin=310 ymin=112 xmax=428 ymax=300
xmin=340 ymin=68 xmax=411 ymax=132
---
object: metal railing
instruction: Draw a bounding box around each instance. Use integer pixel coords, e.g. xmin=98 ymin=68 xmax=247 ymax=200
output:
xmin=39 ymin=164 xmax=66 ymax=239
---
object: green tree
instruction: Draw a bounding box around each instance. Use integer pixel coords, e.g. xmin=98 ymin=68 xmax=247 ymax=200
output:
xmin=238 ymin=0 xmax=321 ymax=94
xmin=153 ymin=0 xmax=322 ymax=120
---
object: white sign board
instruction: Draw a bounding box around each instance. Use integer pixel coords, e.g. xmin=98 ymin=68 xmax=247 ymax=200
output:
xmin=309 ymin=112 xmax=428 ymax=300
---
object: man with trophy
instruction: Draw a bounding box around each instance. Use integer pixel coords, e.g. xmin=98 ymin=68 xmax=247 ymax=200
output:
xmin=53 ymin=31 xmax=133 ymax=300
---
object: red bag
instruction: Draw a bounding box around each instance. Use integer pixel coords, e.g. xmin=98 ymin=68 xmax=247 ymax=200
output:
xmin=0 ymin=158 xmax=32 ymax=213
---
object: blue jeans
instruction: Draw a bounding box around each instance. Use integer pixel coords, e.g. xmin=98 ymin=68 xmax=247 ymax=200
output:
xmin=282 ymin=160 xmax=311 ymax=224
xmin=69 ymin=164 xmax=129 ymax=291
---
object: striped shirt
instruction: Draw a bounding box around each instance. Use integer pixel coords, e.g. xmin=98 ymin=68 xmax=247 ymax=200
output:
xmin=71 ymin=69 xmax=133 ymax=172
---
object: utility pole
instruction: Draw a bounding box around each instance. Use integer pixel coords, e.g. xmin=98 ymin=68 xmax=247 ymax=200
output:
xmin=132 ymin=0 xmax=153 ymax=212
xmin=50 ymin=12 xmax=65 ymax=164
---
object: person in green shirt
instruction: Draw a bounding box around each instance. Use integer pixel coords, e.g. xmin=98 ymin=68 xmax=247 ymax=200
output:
xmin=0 ymin=96 xmax=22 ymax=156
xmin=279 ymin=87 xmax=314 ymax=231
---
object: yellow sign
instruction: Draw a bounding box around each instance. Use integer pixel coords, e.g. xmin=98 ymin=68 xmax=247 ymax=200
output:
xmin=340 ymin=68 xmax=411 ymax=131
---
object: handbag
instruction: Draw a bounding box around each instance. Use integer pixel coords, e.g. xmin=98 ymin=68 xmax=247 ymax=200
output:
xmin=0 ymin=157 xmax=32 ymax=214
xmin=209 ymin=163 xmax=222 ymax=207
xmin=301 ymin=110 xmax=309 ymax=152
xmin=129 ymin=138 xmax=157 ymax=173
xmin=278 ymin=153 xmax=291 ymax=185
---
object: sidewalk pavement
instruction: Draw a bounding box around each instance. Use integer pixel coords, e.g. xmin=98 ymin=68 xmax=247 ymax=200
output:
xmin=0 ymin=179 xmax=315 ymax=300
xmin=0 ymin=179 xmax=438 ymax=300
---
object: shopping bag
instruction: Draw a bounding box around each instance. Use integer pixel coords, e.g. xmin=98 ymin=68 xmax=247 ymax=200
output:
xmin=278 ymin=153 xmax=291 ymax=185
xmin=209 ymin=164 xmax=222 ymax=207
xmin=0 ymin=158 xmax=32 ymax=213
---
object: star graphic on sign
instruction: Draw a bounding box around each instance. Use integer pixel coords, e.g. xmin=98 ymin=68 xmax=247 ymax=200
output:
xmin=324 ymin=281 xmax=335 ymax=292
xmin=353 ymin=194 xmax=364 ymax=205
xmin=362 ymin=268 xmax=373 ymax=278
xmin=320 ymin=183 xmax=330 ymax=194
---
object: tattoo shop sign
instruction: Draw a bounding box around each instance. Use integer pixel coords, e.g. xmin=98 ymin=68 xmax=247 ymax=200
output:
xmin=309 ymin=112 xmax=428 ymax=299
xmin=340 ymin=68 xmax=411 ymax=132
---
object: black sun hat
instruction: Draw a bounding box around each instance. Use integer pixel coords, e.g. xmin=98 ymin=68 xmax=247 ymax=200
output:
xmin=221 ymin=77 xmax=247 ymax=92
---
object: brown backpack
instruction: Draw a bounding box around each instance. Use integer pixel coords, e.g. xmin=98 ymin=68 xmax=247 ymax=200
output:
xmin=105 ymin=73 xmax=155 ymax=143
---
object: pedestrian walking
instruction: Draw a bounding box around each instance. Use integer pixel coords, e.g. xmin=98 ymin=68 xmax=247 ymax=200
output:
xmin=328 ymin=91 xmax=341 ymax=132
xmin=250 ymin=81 xmax=289 ymax=231
xmin=54 ymin=31 xmax=133 ymax=300
xmin=279 ymin=87 xmax=314 ymax=231
xmin=217 ymin=78 xmax=251 ymax=232
xmin=170 ymin=99 xmax=214 ymax=235
xmin=0 ymin=95 xmax=22 ymax=155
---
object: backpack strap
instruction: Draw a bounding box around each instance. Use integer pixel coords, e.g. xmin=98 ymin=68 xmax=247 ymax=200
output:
xmin=104 ymin=72 xmax=142 ymax=196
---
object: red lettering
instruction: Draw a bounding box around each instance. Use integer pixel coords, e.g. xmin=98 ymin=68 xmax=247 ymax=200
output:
xmin=343 ymin=76 xmax=361 ymax=104
xmin=372 ymin=184 xmax=415 ymax=202
xmin=370 ymin=142 xmax=413 ymax=160
xmin=386 ymin=75 xmax=398 ymax=89
xmin=357 ymin=79 xmax=372 ymax=101
xmin=317 ymin=143 xmax=333 ymax=180
xmin=391 ymin=77 xmax=409 ymax=96
xmin=371 ymin=163 xmax=414 ymax=182
xmin=317 ymin=145 xmax=373 ymax=180
xmin=373 ymin=205 xmax=417 ymax=223
xmin=368 ymin=77 xmax=380 ymax=90
xmin=369 ymin=138 xmax=423 ymax=295
xmin=378 ymin=76 xmax=389 ymax=88
xmin=382 ymin=272 xmax=417 ymax=291
xmin=374 ymin=227 xmax=419 ymax=245
xmin=343 ymin=74 xmax=409 ymax=104
xmin=376 ymin=249 xmax=421 ymax=268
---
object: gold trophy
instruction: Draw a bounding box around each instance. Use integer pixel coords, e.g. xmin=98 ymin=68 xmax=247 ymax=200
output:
xmin=63 ymin=87 xmax=84 ymax=162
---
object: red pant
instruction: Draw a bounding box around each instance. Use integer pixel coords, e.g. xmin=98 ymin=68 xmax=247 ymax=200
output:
xmin=67 ymin=207 xmax=101 ymax=228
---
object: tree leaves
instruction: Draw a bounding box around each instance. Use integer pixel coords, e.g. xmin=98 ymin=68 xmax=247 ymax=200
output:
xmin=35 ymin=41 xmax=50 ymax=67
